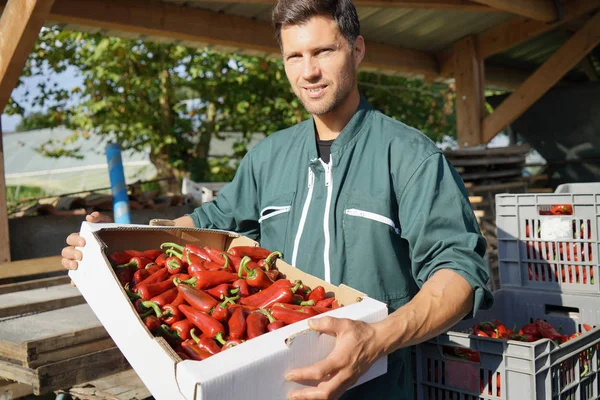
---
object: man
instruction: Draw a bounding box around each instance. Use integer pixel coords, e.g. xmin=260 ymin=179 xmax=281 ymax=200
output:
xmin=62 ymin=0 xmax=493 ymax=399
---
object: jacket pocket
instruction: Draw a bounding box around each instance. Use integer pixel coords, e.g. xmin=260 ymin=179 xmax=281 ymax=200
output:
xmin=258 ymin=192 xmax=295 ymax=256
xmin=344 ymin=208 xmax=400 ymax=234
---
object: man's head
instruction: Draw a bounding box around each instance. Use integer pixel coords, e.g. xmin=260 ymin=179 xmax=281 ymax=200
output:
xmin=272 ymin=0 xmax=365 ymax=116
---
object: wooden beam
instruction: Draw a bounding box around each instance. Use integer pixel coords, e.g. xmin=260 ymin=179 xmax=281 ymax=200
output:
xmin=482 ymin=12 xmax=600 ymax=143
xmin=453 ymin=36 xmax=485 ymax=147
xmin=167 ymin=0 xmax=496 ymax=11
xmin=39 ymin=0 xmax=439 ymax=77
xmin=0 ymin=0 xmax=55 ymax=114
xmin=438 ymin=0 xmax=600 ymax=76
xmin=0 ymin=256 xmax=63 ymax=281
xmin=0 ymin=120 xmax=8 ymax=264
xmin=470 ymin=0 xmax=557 ymax=21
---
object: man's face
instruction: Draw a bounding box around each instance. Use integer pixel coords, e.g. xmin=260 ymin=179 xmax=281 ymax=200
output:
xmin=280 ymin=16 xmax=363 ymax=116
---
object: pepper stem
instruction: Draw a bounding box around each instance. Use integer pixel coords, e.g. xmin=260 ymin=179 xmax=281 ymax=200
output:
xmin=141 ymin=301 xmax=163 ymax=318
xmin=220 ymin=294 xmax=240 ymax=308
xmin=173 ymin=277 xmax=181 ymax=286
xmin=167 ymin=257 xmax=181 ymax=271
xmin=181 ymin=277 xmax=197 ymax=287
xmin=190 ymin=328 xmax=201 ymax=344
xmin=264 ymin=251 xmax=283 ymax=271
xmin=230 ymin=287 xmax=240 ymax=295
xmin=291 ymin=281 xmax=302 ymax=293
xmin=300 ymin=300 xmax=315 ymax=307
xmin=214 ymin=332 xmax=226 ymax=346
xmin=159 ymin=324 xmax=181 ymax=343
xmin=238 ymin=256 xmax=252 ymax=278
xmin=160 ymin=242 xmax=184 ymax=252
xmin=166 ymin=248 xmax=183 ymax=260
xmin=258 ymin=308 xmax=277 ymax=323
xmin=124 ymin=283 xmax=141 ymax=300
xmin=221 ymin=254 xmax=230 ymax=271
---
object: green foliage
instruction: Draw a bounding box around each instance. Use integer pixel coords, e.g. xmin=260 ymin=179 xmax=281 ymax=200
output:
xmin=15 ymin=111 xmax=64 ymax=132
xmin=11 ymin=26 xmax=456 ymax=184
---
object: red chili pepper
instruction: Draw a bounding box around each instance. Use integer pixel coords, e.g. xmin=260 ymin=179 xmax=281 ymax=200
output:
xmin=228 ymin=246 xmax=274 ymax=260
xmin=535 ymin=320 xmax=562 ymax=340
xmin=151 ymin=287 xmax=178 ymax=307
xmin=135 ymin=299 xmax=163 ymax=317
xmin=295 ymin=282 xmax=312 ymax=301
xmin=550 ymin=204 xmax=573 ymax=215
xmin=161 ymin=242 xmax=211 ymax=263
xmin=109 ymin=250 xmax=146 ymax=265
xmin=519 ymin=323 xmax=541 ymax=337
xmin=204 ymin=247 xmax=228 ymax=265
xmin=175 ymin=282 xmax=218 ymax=313
xmin=271 ymin=304 xmax=318 ymax=324
xmin=137 ymin=278 xmax=176 ymax=300
xmin=114 ymin=266 xmax=133 ymax=287
xmin=265 ymin=269 xmax=280 ymax=282
xmin=228 ymin=306 xmax=247 ymax=340
xmin=134 ymin=267 xmax=169 ymax=290
xmin=240 ymin=281 xmax=300 ymax=309
xmin=181 ymin=271 xmax=239 ymax=290
xmin=190 ymin=328 xmax=225 ymax=355
xmin=246 ymin=310 xmax=269 ymax=339
xmin=308 ymin=286 xmax=326 ymax=303
xmin=239 ymin=256 xmax=273 ymax=289
xmin=154 ymin=253 xmax=168 ymax=267
xmin=170 ymin=319 xmax=195 ymax=341
xmin=583 ymin=324 xmax=594 ymax=332
xmin=165 ymin=251 xmax=185 ymax=275
xmin=187 ymin=253 xmax=207 ymax=275
xmin=268 ymin=320 xmax=287 ymax=332
xmin=181 ymin=339 xmax=212 ymax=361
xmin=179 ymin=304 xmax=225 ymax=338
xmin=263 ymin=251 xmax=283 ymax=270
xmin=143 ymin=315 xmax=161 ymax=332
xmin=315 ymin=297 xmax=335 ymax=308
xmin=211 ymin=295 xmax=239 ymax=322
xmin=272 ymin=301 xmax=315 ymax=310
xmin=161 ymin=303 xmax=182 ymax=325
xmin=232 ymin=279 xmax=252 ymax=297
xmin=142 ymin=249 xmax=163 ymax=260
xmin=206 ymin=283 xmax=238 ymax=300
xmin=132 ymin=269 xmax=151 ymax=286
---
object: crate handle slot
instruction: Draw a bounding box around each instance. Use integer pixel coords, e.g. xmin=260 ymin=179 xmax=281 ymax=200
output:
xmin=545 ymin=304 xmax=580 ymax=318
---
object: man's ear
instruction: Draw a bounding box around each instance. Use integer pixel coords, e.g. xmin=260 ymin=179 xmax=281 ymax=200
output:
xmin=353 ymin=35 xmax=365 ymax=67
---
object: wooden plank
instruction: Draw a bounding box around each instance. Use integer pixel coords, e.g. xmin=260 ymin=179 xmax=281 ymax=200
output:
xmin=448 ymin=155 xmax=525 ymax=167
xmin=67 ymin=369 xmax=151 ymax=400
xmin=0 ymin=0 xmax=55 ymax=113
xmin=482 ymin=12 xmax=600 ymax=143
xmin=0 ymin=275 xmax=71 ymax=295
xmin=32 ymin=0 xmax=440 ymax=77
xmin=453 ymin=35 xmax=484 ymax=148
xmin=0 ymin=379 xmax=34 ymax=399
xmin=444 ymin=143 xmax=530 ymax=157
xmin=0 ymin=304 xmax=108 ymax=366
xmin=0 ymin=284 xmax=83 ymax=318
xmin=0 ymin=347 xmax=128 ymax=395
xmin=0 ymin=256 xmax=63 ymax=281
xmin=467 ymin=180 xmax=529 ymax=193
xmin=470 ymin=0 xmax=557 ymax=21
xmin=460 ymin=168 xmax=523 ymax=181
xmin=28 ymin=337 xmax=115 ymax=368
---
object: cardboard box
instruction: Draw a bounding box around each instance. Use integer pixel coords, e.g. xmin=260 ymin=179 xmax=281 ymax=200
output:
xmin=69 ymin=222 xmax=388 ymax=400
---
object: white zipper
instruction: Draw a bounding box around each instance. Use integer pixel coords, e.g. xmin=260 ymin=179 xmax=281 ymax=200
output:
xmin=322 ymin=158 xmax=333 ymax=283
xmin=258 ymin=206 xmax=291 ymax=224
xmin=345 ymin=208 xmax=400 ymax=234
xmin=291 ymin=168 xmax=315 ymax=267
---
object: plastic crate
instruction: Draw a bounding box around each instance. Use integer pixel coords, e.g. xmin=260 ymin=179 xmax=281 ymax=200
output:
xmin=416 ymin=289 xmax=600 ymax=400
xmin=496 ymin=193 xmax=600 ymax=294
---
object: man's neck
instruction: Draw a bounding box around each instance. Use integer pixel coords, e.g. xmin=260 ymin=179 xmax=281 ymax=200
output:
xmin=313 ymin=88 xmax=360 ymax=141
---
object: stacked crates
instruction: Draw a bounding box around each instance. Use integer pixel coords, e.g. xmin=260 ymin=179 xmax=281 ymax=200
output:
xmin=416 ymin=188 xmax=600 ymax=399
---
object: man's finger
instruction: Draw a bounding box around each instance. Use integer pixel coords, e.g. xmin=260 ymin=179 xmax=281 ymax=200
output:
xmin=61 ymin=257 xmax=78 ymax=271
xmin=287 ymin=372 xmax=344 ymax=400
xmin=87 ymin=212 xmax=112 ymax=223
xmin=61 ymin=246 xmax=82 ymax=261
xmin=66 ymin=233 xmax=86 ymax=247
xmin=286 ymin=356 xmax=342 ymax=383
xmin=308 ymin=317 xmax=344 ymax=335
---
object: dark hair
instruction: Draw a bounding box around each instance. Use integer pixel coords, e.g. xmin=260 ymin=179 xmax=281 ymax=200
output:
xmin=272 ymin=0 xmax=360 ymax=48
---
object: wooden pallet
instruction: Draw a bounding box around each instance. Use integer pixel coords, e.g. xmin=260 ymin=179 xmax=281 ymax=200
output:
xmin=0 ymin=257 xmax=131 ymax=396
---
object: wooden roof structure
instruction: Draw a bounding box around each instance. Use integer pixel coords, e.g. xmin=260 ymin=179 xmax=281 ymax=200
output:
xmin=0 ymin=0 xmax=599 ymax=263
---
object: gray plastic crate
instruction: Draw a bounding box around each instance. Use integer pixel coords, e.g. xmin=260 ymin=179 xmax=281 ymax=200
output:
xmin=496 ymin=193 xmax=600 ymax=294
xmin=416 ymin=289 xmax=600 ymax=400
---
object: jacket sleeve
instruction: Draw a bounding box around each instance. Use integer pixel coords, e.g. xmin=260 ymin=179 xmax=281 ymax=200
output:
xmin=186 ymin=150 xmax=261 ymax=240
xmin=398 ymin=152 xmax=493 ymax=317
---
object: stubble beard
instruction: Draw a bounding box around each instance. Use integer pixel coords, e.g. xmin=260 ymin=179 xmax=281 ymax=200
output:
xmin=295 ymin=66 xmax=356 ymax=116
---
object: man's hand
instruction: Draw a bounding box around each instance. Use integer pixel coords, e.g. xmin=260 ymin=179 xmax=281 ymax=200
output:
xmin=61 ymin=212 xmax=112 ymax=270
xmin=285 ymin=317 xmax=384 ymax=400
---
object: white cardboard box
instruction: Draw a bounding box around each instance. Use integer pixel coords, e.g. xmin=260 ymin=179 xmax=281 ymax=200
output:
xmin=69 ymin=222 xmax=388 ymax=400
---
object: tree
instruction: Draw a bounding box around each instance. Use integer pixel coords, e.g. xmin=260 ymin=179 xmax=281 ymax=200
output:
xmin=15 ymin=111 xmax=64 ymax=132
xmin=7 ymin=26 xmax=455 ymax=185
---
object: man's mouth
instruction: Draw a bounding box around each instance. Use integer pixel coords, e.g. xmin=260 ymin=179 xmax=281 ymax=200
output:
xmin=303 ymin=85 xmax=327 ymax=98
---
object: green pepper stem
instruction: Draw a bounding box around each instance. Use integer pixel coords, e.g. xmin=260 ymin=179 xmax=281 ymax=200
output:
xmin=258 ymin=308 xmax=277 ymax=323
xmin=300 ymin=300 xmax=315 ymax=307
xmin=220 ymin=294 xmax=240 ymax=308
xmin=160 ymin=324 xmax=181 ymax=342
xmin=214 ymin=332 xmax=226 ymax=345
xmin=238 ymin=256 xmax=252 ymax=278
xmin=190 ymin=328 xmax=201 ymax=344
xmin=160 ymin=242 xmax=184 ymax=252
xmin=291 ymin=281 xmax=302 ymax=293
xmin=581 ymin=364 xmax=589 ymax=377
xmin=139 ymin=309 xmax=154 ymax=318
xmin=173 ymin=277 xmax=181 ymax=286
xmin=124 ymin=283 xmax=141 ymax=300
xmin=264 ymin=251 xmax=283 ymax=270
xmin=166 ymin=248 xmax=183 ymax=260
xmin=141 ymin=301 xmax=163 ymax=318
xmin=181 ymin=277 xmax=197 ymax=287
xmin=230 ymin=287 xmax=240 ymax=295
xmin=167 ymin=257 xmax=181 ymax=270
xmin=221 ymin=254 xmax=230 ymax=270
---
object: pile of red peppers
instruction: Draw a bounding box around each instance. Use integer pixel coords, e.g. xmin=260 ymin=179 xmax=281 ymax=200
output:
xmin=108 ymin=243 xmax=341 ymax=361
xmin=471 ymin=319 xmax=593 ymax=344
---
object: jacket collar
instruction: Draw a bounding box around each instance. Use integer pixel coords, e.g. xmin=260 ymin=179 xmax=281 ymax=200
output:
xmin=307 ymin=94 xmax=373 ymax=165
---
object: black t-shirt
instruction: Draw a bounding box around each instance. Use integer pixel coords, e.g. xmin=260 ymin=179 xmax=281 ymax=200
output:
xmin=317 ymin=139 xmax=335 ymax=163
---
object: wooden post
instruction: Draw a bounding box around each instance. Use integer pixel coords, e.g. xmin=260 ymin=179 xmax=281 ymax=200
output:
xmin=453 ymin=35 xmax=485 ymax=148
xmin=0 ymin=118 xmax=9 ymax=264
xmin=0 ymin=0 xmax=54 ymax=263
xmin=482 ymin=12 xmax=600 ymax=143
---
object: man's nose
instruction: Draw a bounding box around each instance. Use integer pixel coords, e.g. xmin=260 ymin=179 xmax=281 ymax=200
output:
xmin=302 ymin=57 xmax=321 ymax=81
